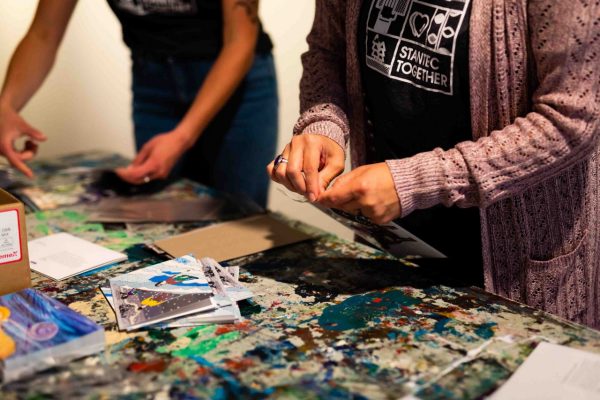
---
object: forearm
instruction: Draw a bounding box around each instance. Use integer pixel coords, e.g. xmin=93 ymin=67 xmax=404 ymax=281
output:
xmin=174 ymin=41 xmax=256 ymax=145
xmin=0 ymin=0 xmax=76 ymax=112
xmin=0 ymin=33 xmax=59 ymax=111
xmin=293 ymin=0 xmax=350 ymax=149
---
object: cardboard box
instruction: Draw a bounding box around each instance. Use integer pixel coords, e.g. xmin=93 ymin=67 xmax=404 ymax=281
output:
xmin=0 ymin=189 xmax=30 ymax=295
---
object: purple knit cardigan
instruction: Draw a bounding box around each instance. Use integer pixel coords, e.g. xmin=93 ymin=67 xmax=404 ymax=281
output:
xmin=294 ymin=0 xmax=600 ymax=329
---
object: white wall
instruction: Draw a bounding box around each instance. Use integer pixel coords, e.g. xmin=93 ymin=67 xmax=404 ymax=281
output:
xmin=0 ymin=0 xmax=352 ymax=239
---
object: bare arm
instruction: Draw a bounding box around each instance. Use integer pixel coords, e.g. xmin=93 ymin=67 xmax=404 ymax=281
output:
xmin=117 ymin=0 xmax=262 ymax=183
xmin=1 ymin=0 xmax=77 ymax=111
xmin=0 ymin=0 xmax=77 ymax=177
xmin=176 ymin=0 xmax=261 ymax=141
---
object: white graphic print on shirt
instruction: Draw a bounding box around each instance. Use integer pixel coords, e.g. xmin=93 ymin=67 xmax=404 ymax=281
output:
xmin=113 ymin=0 xmax=197 ymax=16
xmin=365 ymin=0 xmax=470 ymax=95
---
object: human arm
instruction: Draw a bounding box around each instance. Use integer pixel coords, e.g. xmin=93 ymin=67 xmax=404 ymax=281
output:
xmin=0 ymin=0 xmax=77 ymax=177
xmin=267 ymin=0 xmax=348 ymax=201
xmin=321 ymin=0 xmax=600 ymax=222
xmin=116 ymin=0 xmax=262 ymax=184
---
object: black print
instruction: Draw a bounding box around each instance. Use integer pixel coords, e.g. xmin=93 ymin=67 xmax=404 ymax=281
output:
xmin=113 ymin=0 xmax=197 ymax=16
xmin=365 ymin=0 xmax=470 ymax=95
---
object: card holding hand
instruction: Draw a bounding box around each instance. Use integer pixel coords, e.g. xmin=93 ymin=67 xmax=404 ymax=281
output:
xmin=89 ymin=170 xmax=170 ymax=197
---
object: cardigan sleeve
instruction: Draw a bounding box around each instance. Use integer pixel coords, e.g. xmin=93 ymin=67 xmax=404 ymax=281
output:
xmin=292 ymin=0 xmax=349 ymax=150
xmin=387 ymin=0 xmax=600 ymax=217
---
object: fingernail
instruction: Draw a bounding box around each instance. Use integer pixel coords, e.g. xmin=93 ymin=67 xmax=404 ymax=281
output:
xmin=308 ymin=193 xmax=316 ymax=202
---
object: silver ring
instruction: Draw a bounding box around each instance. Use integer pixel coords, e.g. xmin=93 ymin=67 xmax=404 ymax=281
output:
xmin=273 ymin=154 xmax=288 ymax=171
xmin=143 ymin=176 xmax=151 ymax=184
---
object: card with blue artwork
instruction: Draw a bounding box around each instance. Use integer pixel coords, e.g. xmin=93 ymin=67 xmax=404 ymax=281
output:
xmin=0 ymin=289 xmax=104 ymax=383
xmin=110 ymin=255 xmax=212 ymax=294
xmin=108 ymin=282 xmax=216 ymax=331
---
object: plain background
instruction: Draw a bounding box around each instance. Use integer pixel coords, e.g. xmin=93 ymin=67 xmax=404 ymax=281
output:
xmin=0 ymin=1 xmax=352 ymax=239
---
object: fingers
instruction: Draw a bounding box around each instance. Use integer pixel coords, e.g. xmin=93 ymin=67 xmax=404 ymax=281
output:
xmin=132 ymin=141 xmax=153 ymax=166
xmin=271 ymin=145 xmax=296 ymax=193
xmin=18 ymin=140 xmax=39 ymax=162
xmin=19 ymin=119 xmax=46 ymax=142
xmin=317 ymin=149 xmax=345 ymax=193
xmin=334 ymin=199 xmax=362 ymax=215
xmin=303 ymin=140 xmax=321 ymax=202
xmin=318 ymin=174 xmax=355 ymax=208
xmin=2 ymin=145 xmax=33 ymax=178
xmin=286 ymin=141 xmax=307 ymax=194
xmin=116 ymin=158 xmax=160 ymax=184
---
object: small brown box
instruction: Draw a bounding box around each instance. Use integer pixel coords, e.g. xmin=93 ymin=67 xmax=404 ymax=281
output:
xmin=0 ymin=189 xmax=30 ymax=295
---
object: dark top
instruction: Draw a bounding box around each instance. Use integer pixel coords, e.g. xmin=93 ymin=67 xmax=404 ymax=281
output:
xmin=107 ymin=0 xmax=272 ymax=59
xmin=359 ymin=0 xmax=482 ymax=285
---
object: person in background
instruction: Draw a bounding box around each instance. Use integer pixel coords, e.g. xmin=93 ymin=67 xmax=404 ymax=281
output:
xmin=0 ymin=0 xmax=277 ymax=207
xmin=269 ymin=0 xmax=600 ymax=328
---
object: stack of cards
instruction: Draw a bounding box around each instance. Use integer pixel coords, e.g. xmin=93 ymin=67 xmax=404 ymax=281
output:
xmin=0 ymin=289 xmax=105 ymax=383
xmin=102 ymin=255 xmax=253 ymax=331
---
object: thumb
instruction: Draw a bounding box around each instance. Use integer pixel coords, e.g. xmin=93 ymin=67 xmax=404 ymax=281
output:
xmin=18 ymin=118 xmax=46 ymax=142
xmin=318 ymin=154 xmax=345 ymax=191
xmin=132 ymin=141 xmax=153 ymax=166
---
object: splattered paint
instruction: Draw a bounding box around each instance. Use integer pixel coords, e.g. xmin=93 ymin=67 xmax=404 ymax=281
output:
xmin=2 ymin=152 xmax=600 ymax=399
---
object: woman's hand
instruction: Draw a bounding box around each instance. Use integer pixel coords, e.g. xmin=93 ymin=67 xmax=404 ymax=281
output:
xmin=0 ymin=104 xmax=46 ymax=178
xmin=318 ymin=163 xmax=402 ymax=224
xmin=116 ymin=130 xmax=193 ymax=184
xmin=267 ymin=134 xmax=345 ymax=201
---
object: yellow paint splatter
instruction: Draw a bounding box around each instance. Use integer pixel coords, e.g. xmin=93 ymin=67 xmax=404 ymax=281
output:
xmin=0 ymin=306 xmax=15 ymax=360
xmin=141 ymin=297 xmax=164 ymax=307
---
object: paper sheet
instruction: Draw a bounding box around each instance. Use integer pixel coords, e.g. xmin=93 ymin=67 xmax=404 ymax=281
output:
xmin=490 ymin=342 xmax=600 ymax=400
xmin=314 ymin=205 xmax=446 ymax=258
xmin=29 ymin=233 xmax=127 ymax=280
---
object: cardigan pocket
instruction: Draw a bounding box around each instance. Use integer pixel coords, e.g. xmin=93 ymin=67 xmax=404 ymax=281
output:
xmin=525 ymin=230 xmax=589 ymax=322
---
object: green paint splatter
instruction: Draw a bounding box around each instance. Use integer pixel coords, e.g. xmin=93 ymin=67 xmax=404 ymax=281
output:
xmin=35 ymin=212 xmax=47 ymax=221
xmin=63 ymin=210 xmax=86 ymax=222
xmin=36 ymin=224 xmax=50 ymax=236
xmin=172 ymin=330 xmax=240 ymax=358
xmin=74 ymin=223 xmax=104 ymax=233
xmin=108 ymin=231 xmax=128 ymax=239
xmin=148 ymin=329 xmax=177 ymax=344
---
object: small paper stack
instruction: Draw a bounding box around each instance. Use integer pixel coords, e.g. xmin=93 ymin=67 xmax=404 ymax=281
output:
xmin=101 ymin=255 xmax=253 ymax=331
xmin=29 ymin=233 xmax=127 ymax=281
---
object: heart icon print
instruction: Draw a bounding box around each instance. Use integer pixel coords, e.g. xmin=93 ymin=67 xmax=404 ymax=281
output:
xmin=409 ymin=12 xmax=430 ymax=38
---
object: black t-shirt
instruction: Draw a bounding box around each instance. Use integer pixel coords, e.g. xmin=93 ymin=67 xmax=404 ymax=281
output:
xmin=359 ymin=0 xmax=482 ymax=285
xmin=107 ymin=0 xmax=273 ymax=59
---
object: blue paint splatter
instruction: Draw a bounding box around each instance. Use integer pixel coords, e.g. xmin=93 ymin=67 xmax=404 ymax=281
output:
xmin=318 ymin=290 xmax=420 ymax=331
xmin=475 ymin=322 xmax=497 ymax=339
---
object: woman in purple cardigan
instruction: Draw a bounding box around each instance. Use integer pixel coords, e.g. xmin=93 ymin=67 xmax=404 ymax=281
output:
xmin=268 ymin=0 xmax=600 ymax=328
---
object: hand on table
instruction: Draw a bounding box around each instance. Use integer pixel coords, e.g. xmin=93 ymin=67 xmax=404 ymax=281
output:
xmin=0 ymin=104 xmax=47 ymax=178
xmin=267 ymin=134 xmax=345 ymax=202
xmin=318 ymin=162 xmax=402 ymax=225
xmin=116 ymin=130 xmax=193 ymax=184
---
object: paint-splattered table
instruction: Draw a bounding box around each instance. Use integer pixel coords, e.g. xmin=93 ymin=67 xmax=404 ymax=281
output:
xmin=3 ymin=152 xmax=600 ymax=400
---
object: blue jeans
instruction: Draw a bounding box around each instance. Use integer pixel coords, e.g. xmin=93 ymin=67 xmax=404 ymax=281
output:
xmin=131 ymin=53 xmax=278 ymax=208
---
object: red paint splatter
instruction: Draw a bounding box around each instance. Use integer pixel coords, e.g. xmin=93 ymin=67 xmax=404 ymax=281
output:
xmin=127 ymin=359 xmax=167 ymax=373
xmin=224 ymin=358 xmax=254 ymax=371
xmin=215 ymin=320 xmax=252 ymax=335
xmin=269 ymin=300 xmax=283 ymax=309
xmin=196 ymin=366 xmax=210 ymax=375
xmin=372 ymin=298 xmax=383 ymax=303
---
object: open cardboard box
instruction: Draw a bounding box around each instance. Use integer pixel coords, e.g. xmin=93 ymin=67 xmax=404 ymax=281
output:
xmin=0 ymin=189 xmax=30 ymax=295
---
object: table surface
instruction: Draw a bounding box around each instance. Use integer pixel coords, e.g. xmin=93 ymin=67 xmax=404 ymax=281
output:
xmin=2 ymin=152 xmax=600 ymax=400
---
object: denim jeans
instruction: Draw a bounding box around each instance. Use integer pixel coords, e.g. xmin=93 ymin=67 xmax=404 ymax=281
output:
xmin=131 ymin=53 xmax=278 ymax=208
